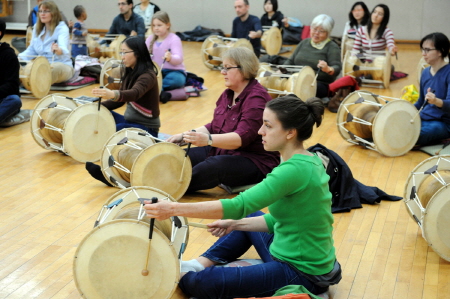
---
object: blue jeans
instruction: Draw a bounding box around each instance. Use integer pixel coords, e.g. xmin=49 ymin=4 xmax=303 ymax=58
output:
xmin=186 ymin=146 xmax=265 ymax=192
xmin=71 ymin=44 xmax=87 ymax=58
xmin=162 ymin=69 xmax=186 ymax=91
xmin=417 ymin=120 xmax=450 ymax=145
xmin=179 ymin=211 xmax=328 ymax=299
xmin=0 ymin=95 xmax=22 ymax=123
xmin=110 ymin=111 xmax=158 ymax=137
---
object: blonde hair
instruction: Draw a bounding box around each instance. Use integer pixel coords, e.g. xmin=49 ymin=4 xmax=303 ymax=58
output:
xmin=221 ymin=47 xmax=259 ymax=80
xmin=35 ymin=1 xmax=63 ymax=36
xmin=148 ymin=11 xmax=171 ymax=55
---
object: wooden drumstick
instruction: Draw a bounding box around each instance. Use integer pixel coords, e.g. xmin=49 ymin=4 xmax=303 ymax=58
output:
xmin=188 ymin=222 xmax=209 ymax=229
xmin=160 ymin=48 xmax=171 ymax=70
xmin=179 ymin=129 xmax=195 ymax=183
xmin=51 ymin=40 xmax=57 ymax=64
xmin=311 ymin=67 xmax=322 ymax=87
xmin=94 ymin=86 xmax=103 ymax=134
xmin=142 ymin=197 xmax=158 ymax=276
xmin=411 ymin=89 xmax=435 ymax=124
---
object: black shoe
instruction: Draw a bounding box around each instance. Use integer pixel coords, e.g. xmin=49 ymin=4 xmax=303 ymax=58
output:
xmin=85 ymin=162 xmax=113 ymax=187
xmin=160 ymin=91 xmax=172 ymax=104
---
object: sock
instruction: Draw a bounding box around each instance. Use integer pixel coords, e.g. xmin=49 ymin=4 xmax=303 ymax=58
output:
xmin=181 ymin=259 xmax=205 ymax=273
xmin=85 ymin=162 xmax=113 ymax=187
xmin=160 ymin=91 xmax=172 ymax=104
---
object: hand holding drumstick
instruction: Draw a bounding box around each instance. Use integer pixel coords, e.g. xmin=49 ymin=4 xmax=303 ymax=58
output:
xmin=92 ymin=87 xmax=115 ymax=100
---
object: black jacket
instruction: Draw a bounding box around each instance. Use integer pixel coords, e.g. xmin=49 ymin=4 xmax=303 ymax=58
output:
xmin=308 ymin=143 xmax=402 ymax=213
xmin=0 ymin=42 xmax=20 ymax=99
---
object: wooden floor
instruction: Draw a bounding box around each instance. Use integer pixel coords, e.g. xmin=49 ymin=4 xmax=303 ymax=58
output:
xmin=1 ymin=33 xmax=448 ymax=299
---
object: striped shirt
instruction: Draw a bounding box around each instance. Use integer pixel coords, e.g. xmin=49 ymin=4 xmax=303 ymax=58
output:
xmin=352 ymin=26 xmax=395 ymax=54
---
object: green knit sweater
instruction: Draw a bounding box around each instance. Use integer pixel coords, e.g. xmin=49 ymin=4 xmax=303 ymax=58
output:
xmin=220 ymin=154 xmax=336 ymax=275
xmin=284 ymin=38 xmax=341 ymax=84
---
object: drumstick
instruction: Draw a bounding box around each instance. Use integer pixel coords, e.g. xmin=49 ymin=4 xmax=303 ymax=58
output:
xmin=411 ymin=89 xmax=435 ymax=123
xmin=311 ymin=67 xmax=322 ymax=87
xmin=179 ymin=129 xmax=195 ymax=183
xmin=160 ymin=48 xmax=171 ymax=70
xmin=142 ymin=197 xmax=158 ymax=277
xmin=94 ymin=86 xmax=103 ymax=134
xmin=51 ymin=40 xmax=57 ymax=64
xmin=188 ymin=222 xmax=209 ymax=229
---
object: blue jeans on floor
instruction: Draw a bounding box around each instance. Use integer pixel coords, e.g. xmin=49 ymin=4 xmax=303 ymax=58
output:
xmin=110 ymin=111 xmax=158 ymax=137
xmin=179 ymin=211 xmax=328 ymax=299
xmin=417 ymin=120 xmax=450 ymax=145
xmin=0 ymin=95 xmax=22 ymax=123
xmin=162 ymin=69 xmax=186 ymax=91
xmin=186 ymin=146 xmax=265 ymax=192
xmin=71 ymin=44 xmax=87 ymax=58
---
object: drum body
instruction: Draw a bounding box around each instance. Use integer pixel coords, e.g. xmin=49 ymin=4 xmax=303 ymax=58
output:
xmin=343 ymin=50 xmax=391 ymax=88
xmin=30 ymin=94 xmax=116 ymax=162
xmin=101 ymin=129 xmax=191 ymax=200
xmin=340 ymin=34 xmax=355 ymax=61
xmin=99 ymin=35 xmax=126 ymax=59
xmin=201 ymin=35 xmax=254 ymax=69
xmin=261 ymin=27 xmax=282 ymax=55
xmin=404 ymin=155 xmax=450 ymax=261
xmin=257 ymin=65 xmax=316 ymax=101
xmin=25 ymin=26 xmax=33 ymax=48
xmin=336 ymin=90 xmax=420 ymax=156
xmin=73 ymin=219 xmax=188 ymax=299
xmin=86 ymin=34 xmax=101 ymax=59
xmin=20 ymin=56 xmax=52 ymax=98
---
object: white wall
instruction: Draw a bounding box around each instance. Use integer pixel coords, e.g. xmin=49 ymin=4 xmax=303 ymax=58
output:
xmin=3 ymin=0 xmax=450 ymax=41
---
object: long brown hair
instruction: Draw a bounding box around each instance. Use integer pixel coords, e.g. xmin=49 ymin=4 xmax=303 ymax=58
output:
xmin=147 ymin=11 xmax=171 ymax=55
xmin=35 ymin=1 xmax=63 ymax=36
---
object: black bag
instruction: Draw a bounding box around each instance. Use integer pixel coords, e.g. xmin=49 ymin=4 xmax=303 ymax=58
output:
xmin=282 ymin=26 xmax=303 ymax=45
xmin=80 ymin=65 xmax=102 ymax=83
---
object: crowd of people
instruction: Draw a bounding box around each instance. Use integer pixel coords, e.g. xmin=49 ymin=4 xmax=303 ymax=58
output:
xmin=1 ymin=1 xmax=449 ymax=298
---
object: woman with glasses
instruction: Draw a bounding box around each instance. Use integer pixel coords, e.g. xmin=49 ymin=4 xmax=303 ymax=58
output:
xmin=283 ymin=14 xmax=341 ymax=98
xmin=414 ymin=32 xmax=450 ymax=145
xmin=352 ymin=4 xmax=397 ymax=56
xmin=19 ymin=0 xmax=74 ymax=84
xmin=166 ymin=47 xmax=279 ymax=192
xmin=86 ymin=36 xmax=160 ymax=186
xmin=145 ymin=95 xmax=340 ymax=299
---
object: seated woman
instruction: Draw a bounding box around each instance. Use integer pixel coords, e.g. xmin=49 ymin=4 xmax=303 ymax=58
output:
xmin=19 ymin=0 xmax=74 ymax=85
xmin=167 ymin=47 xmax=279 ymax=192
xmin=283 ymin=14 xmax=341 ymax=98
xmin=352 ymin=4 xmax=397 ymax=56
xmin=260 ymin=0 xmax=284 ymax=28
xmin=91 ymin=36 xmax=160 ymax=136
xmin=144 ymin=95 xmax=341 ymax=299
xmin=145 ymin=11 xmax=186 ymax=102
xmin=133 ymin=0 xmax=160 ymax=27
xmin=414 ymin=32 xmax=450 ymax=146
xmin=343 ymin=1 xmax=369 ymax=37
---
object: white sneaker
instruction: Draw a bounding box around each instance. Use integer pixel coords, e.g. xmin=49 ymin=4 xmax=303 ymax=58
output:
xmin=0 ymin=109 xmax=32 ymax=127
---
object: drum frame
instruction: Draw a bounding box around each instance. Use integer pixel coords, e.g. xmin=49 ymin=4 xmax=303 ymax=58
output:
xmin=201 ymin=35 xmax=254 ymax=70
xmin=343 ymin=50 xmax=391 ymax=88
xmin=403 ymin=155 xmax=450 ymax=261
xmin=336 ymin=90 xmax=420 ymax=156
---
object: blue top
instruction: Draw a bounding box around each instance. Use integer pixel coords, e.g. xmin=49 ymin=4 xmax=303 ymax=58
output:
xmin=18 ymin=21 xmax=73 ymax=67
xmin=100 ymin=12 xmax=146 ymax=45
xmin=415 ymin=64 xmax=450 ymax=124
xmin=231 ymin=14 xmax=262 ymax=57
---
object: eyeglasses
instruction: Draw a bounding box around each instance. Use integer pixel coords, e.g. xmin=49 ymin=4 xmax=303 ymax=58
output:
xmin=220 ymin=66 xmax=241 ymax=73
xmin=38 ymin=10 xmax=51 ymax=14
xmin=118 ymin=2 xmax=129 ymax=6
xmin=421 ymin=48 xmax=437 ymax=54
xmin=311 ymin=27 xmax=327 ymax=34
xmin=119 ymin=51 xmax=134 ymax=56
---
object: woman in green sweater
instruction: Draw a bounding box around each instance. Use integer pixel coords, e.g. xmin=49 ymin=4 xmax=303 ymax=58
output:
xmin=284 ymin=14 xmax=342 ymax=98
xmin=144 ymin=95 xmax=341 ymax=299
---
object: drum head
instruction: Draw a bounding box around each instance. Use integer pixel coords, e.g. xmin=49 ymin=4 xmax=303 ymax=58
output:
xmin=382 ymin=51 xmax=391 ymax=88
xmin=131 ymin=143 xmax=191 ymax=201
xmin=200 ymin=35 xmax=224 ymax=69
xmin=112 ymin=34 xmax=126 ymax=59
xmin=372 ymin=100 xmax=420 ymax=156
xmin=100 ymin=58 xmax=122 ymax=89
xmin=101 ymin=128 xmax=156 ymax=188
xmin=63 ymin=103 xmax=116 ymax=162
xmin=86 ymin=34 xmax=101 ymax=59
xmin=30 ymin=94 xmax=79 ymax=150
xmin=336 ymin=90 xmax=379 ymax=142
xmin=262 ymin=27 xmax=282 ymax=55
xmin=154 ymin=61 xmax=163 ymax=95
xmin=99 ymin=186 xmax=189 ymax=255
xmin=291 ymin=66 xmax=316 ymax=101
xmin=232 ymin=38 xmax=254 ymax=52
xmin=73 ymin=220 xmax=180 ymax=299
xmin=24 ymin=56 xmax=52 ymax=98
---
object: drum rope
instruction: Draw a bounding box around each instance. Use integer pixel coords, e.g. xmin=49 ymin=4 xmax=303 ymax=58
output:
xmin=94 ymin=198 xmax=123 ymax=227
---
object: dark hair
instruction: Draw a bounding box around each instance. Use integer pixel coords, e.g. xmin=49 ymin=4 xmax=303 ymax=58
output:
xmin=266 ymin=95 xmax=324 ymax=142
xmin=420 ymin=32 xmax=450 ymax=59
xmin=120 ymin=36 xmax=158 ymax=90
xmin=73 ymin=5 xmax=85 ymax=19
xmin=127 ymin=0 xmax=134 ymax=5
xmin=348 ymin=2 xmax=369 ymax=28
xmin=367 ymin=4 xmax=390 ymax=40
xmin=264 ymin=0 xmax=278 ymax=12
xmin=0 ymin=19 xmax=5 ymax=40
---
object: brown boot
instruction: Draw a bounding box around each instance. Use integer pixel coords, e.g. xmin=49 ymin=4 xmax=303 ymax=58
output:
xmin=328 ymin=87 xmax=351 ymax=113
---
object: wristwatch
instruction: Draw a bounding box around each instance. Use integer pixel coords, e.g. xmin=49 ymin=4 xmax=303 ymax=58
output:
xmin=207 ymin=134 xmax=213 ymax=146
